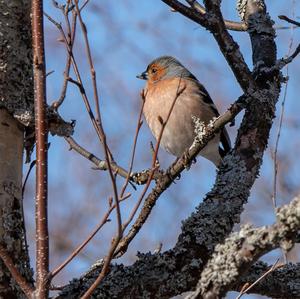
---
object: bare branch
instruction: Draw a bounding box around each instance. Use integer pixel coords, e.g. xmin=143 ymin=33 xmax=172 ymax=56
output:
xmin=64 ymin=136 xmax=132 ymax=182
xmin=0 ymin=245 xmax=34 ymax=298
xmin=32 ymin=0 xmax=50 ymax=297
xmin=185 ymin=0 xmax=248 ymax=31
xmin=162 ymin=0 xmax=255 ymax=92
xmin=235 ymin=259 xmax=283 ymax=299
xmin=50 ymin=193 xmax=130 ymax=278
xmin=279 ymin=15 xmax=300 ymax=27
xmin=277 ymin=43 xmax=300 ymax=68
xmin=51 ymin=5 xmax=77 ymax=110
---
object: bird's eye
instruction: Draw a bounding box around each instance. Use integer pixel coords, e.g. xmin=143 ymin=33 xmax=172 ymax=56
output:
xmin=151 ymin=68 xmax=157 ymax=74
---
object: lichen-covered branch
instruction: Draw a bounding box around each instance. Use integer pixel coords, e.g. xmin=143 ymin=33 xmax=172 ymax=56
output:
xmin=236 ymin=261 xmax=300 ymax=298
xmin=188 ymin=195 xmax=300 ymax=299
xmin=0 ymin=1 xmax=34 ymax=298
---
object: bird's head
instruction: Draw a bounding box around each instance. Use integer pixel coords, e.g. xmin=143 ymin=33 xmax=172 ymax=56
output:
xmin=137 ymin=56 xmax=196 ymax=83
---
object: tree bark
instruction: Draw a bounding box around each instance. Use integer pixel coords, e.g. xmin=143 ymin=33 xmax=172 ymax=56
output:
xmin=0 ymin=1 xmax=34 ymax=298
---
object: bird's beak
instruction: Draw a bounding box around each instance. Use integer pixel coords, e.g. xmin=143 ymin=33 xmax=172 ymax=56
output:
xmin=136 ymin=71 xmax=148 ymax=80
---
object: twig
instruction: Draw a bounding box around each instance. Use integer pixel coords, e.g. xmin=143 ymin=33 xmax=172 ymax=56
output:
xmin=51 ymin=3 xmax=77 ymax=110
xmin=64 ymin=136 xmax=133 ymax=185
xmin=272 ymin=2 xmax=296 ymax=263
xmin=277 ymin=43 xmax=300 ymax=68
xmin=235 ymin=259 xmax=283 ymax=299
xmin=279 ymin=15 xmax=300 ymax=27
xmin=119 ymin=92 xmax=145 ymax=198
xmin=0 ymin=245 xmax=34 ymax=297
xmin=44 ymin=11 xmax=113 ymax=160
xmin=73 ymin=2 xmax=102 ymax=128
xmin=50 ymin=193 xmax=130 ymax=278
xmin=161 ymin=0 xmax=255 ymax=93
xmin=185 ymin=0 xmax=247 ymax=31
xmin=71 ymin=2 xmax=121 ymax=244
xmin=32 ymin=0 xmax=50 ymax=297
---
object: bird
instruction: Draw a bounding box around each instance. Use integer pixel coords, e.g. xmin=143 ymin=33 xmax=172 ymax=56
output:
xmin=136 ymin=55 xmax=231 ymax=167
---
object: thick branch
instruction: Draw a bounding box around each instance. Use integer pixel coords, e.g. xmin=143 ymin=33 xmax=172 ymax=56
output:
xmin=185 ymin=0 xmax=247 ymax=31
xmin=0 ymin=245 xmax=34 ymax=298
xmin=162 ymin=0 xmax=255 ymax=92
xmin=236 ymin=261 xmax=300 ymax=298
xmin=188 ymin=195 xmax=300 ymax=298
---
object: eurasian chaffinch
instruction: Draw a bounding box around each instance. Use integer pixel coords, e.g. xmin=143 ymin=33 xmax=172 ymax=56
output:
xmin=137 ymin=56 xmax=231 ymax=167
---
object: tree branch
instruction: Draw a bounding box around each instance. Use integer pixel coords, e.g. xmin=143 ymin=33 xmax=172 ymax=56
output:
xmin=188 ymin=195 xmax=300 ymax=299
xmin=0 ymin=245 xmax=34 ymax=298
xmin=32 ymin=0 xmax=50 ymax=297
xmin=236 ymin=261 xmax=300 ymax=298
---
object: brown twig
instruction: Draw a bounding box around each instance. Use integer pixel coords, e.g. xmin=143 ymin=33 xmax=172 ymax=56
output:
xmin=73 ymin=2 xmax=102 ymax=128
xmin=51 ymin=2 xmax=77 ymax=110
xmin=273 ymin=10 xmax=296 ymax=208
xmin=44 ymin=11 xmax=113 ymax=160
xmin=279 ymin=15 xmax=300 ymax=27
xmin=235 ymin=259 xmax=283 ymax=299
xmin=32 ymin=0 xmax=50 ymax=297
xmin=0 ymin=245 xmax=34 ymax=297
xmin=161 ymin=0 xmax=255 ymax=93
xmin=272 ymin=3 xmax=296 ymax=264
xmin=119 ymin=92 xmax=145 ymax=197
xmin=185 ymin=0 xmax=248 ymax=31
xmin=71 ymin=2 xmax=121 ymax=244
xmin=50 ymin=193 xmax=130 ymax=278
xmin=64 ymin=136 xmax=133 ymax=184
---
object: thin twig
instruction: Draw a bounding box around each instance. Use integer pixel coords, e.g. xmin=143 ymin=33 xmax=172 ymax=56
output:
xmin=0 ymin=245 xmax=34 ymax=297
xmin=32 ymin=0 xmax=50 ymax=297
xmin=162 ymin=0 xmax=255 ymax=93
xmin=119 ymin=92 xmax=145 ymax=198
xmin=73 ymin=2 xmax=102 ymax=128
xmin=64 ymin=136 xmax=133 ymax=184
xmin=51 ymin=4 xmax=77 ymax=110
xmin=73 ymin=0 xmax=122 ymax=244
xmin=235 ymin=259 xmax=283 ymax=299
xmin=279 ymin=15 xmax=300 ymax=27
xmin=272 ymin=2 xmax=295 ymax=263
xmin=72 ymin=2 xmax=121 ymax=241
xmin=185 ymin=0 xmax=247 ymax=31
xmin=50 ymin=193 xmax=130 ymax=278
xmin=44 ymin=11 xmax=113 ymax=160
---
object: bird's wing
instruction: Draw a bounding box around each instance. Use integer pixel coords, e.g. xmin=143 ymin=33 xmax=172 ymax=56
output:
xmin=193 ymin=80 xmax=231 ymax=155
xmin=220 ymin=127 xmax=231 ymax=156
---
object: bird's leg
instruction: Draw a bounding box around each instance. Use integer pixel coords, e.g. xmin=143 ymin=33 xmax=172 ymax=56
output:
xmin=150 ymin=141 xmax=160 ymax=169
xmin=182 ymin=149 xmax=197 ymax=170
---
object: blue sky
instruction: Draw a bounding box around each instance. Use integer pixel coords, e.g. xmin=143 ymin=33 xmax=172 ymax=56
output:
xmin=23 ymin=1 xmax=300 ymax=298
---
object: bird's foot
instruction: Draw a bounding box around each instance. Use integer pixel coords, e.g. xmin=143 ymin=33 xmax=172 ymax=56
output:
xmin=182 ymin=150 xmax=197 ymax=170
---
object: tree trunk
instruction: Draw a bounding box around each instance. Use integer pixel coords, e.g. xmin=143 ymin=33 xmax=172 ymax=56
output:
xmin=0 ymin=1 xmax=34 ymax=298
